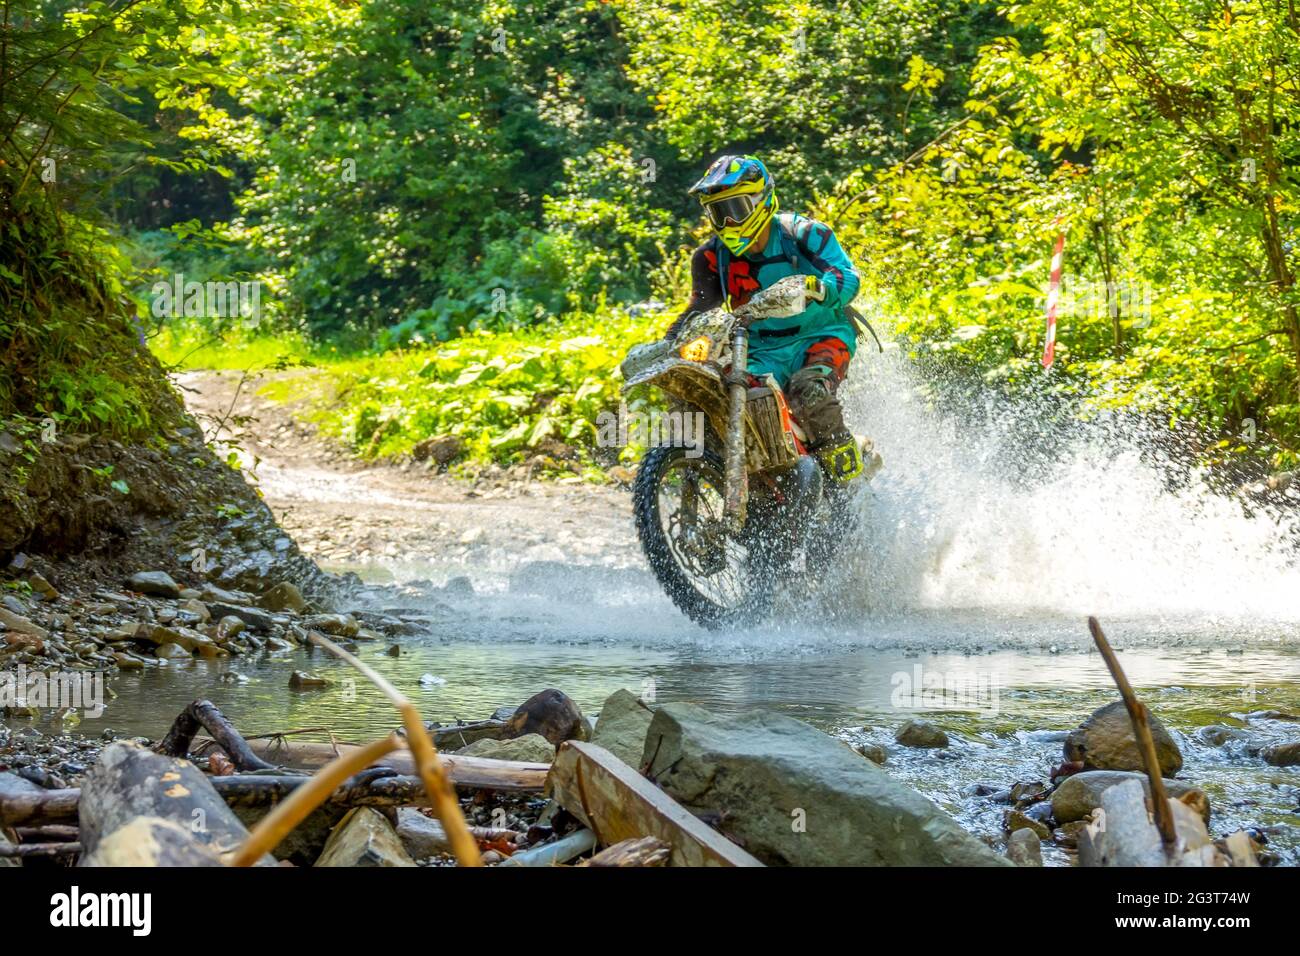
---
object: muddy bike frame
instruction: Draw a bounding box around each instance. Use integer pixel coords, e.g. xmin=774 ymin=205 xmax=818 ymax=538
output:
xmin=724 ymin=321 xmax=751 ymax=530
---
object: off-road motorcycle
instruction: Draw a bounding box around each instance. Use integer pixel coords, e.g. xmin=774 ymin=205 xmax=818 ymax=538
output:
xmin=620 ymin=275 xmax=879 ymax=629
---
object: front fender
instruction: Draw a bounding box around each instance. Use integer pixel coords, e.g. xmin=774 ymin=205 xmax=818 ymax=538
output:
xmin=621 ymin=357 xmax=724 ymax=393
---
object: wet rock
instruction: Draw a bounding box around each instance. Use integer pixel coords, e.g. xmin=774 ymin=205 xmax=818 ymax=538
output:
xmin=504 ymin=689 xmax=592 ymax=747
xmin=154 ymin=642 xmax=191 ymax=660
xmin=1246 ymin=709 xmax=1300 ymax=722
xmin=304 ymin=613 xmax=358 ymax=637
xmin=289 ymin=671 xmax=329 ymax=690
xmin=200 ymin=585 xmax=247 ymax=604
xmin=1196 ymin=725 xmax=1250 ymax=747
xmin=214 ymin=615 xmax=246 ymax=642
xmin=1006 ymin=827 xmax=1042 ymax=866
xmin=854 ymin=743 xmax=887 ymax=764
xmin=179 ymin=598 xmax=210 ymax=622
xmin=315 ymin=807 xmax=415 ymax=867
xmin=1262 ymin=742 xmax=1300 ymax=767
xmin=136 ymin=624 xmax=213 ymax=653
xmin=1010 ymin=780 xmax=1049 ymax=804
xmin=895 ymin=719 xmax=949 ymax=749
xmin=127 ymin=571 xmax=181 ymax=598
xmin=27 ymin=573 xmax=58 ymax=601
xmin=0 ymin=608 xmax=48 ymax=640
xmin=1064 ymin=700 xmax=1182 ymax=776
xmin=1006 ymin=810 xmax=1051 ymax=840
xmin=590 ymin=689 xmax=655 ymax=768
xmin=207 ymin=602 xmax=275 ymax=631
xmin=643 ymin=703 xmax=1011 ymax=867
xmin=458 ymin=733 xmax=555 ymax=763
xmin=105 ymin=623 xmax=139 ymax=642
xmin=395 ymin=807 xmax=450 ymax=860
xmin=440 ymin=575 xmax=475 ymax=597
xmin=1052 ymin=819 xmax=1091 ymax=848
xmin=3 ymin=633 xmax=44 ymax=653
xmin=258 ymin=582 xmax=306 ymax=614
xmin=1050 ymin=770 xmax=1208 ymax=824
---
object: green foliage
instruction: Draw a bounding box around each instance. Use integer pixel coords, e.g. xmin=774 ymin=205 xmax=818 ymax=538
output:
xmin=181 ymin=0 xmax=696 ymax=339
xmin=290 ymin=307 xmax=663 ymax=467
xmin=0 ymin=0 xmax=247 ymax=439
xmin=828 ymin=0 xmax=1300 ymax=466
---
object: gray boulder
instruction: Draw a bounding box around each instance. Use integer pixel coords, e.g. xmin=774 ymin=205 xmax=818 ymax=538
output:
xmin=590 ymin=689 xmax=655 ymax=768
xmin=127 ymin=571 xmax=181 ymax=598
xmin=1262 ymin=741 xmax=1300 ymax=766
xmin=642 ymin=703 xmax=1010 ymax=867
xmin=1050 ymin=770 xmax=1207 ymax=824
xmin=895 ymin=719 xmax=949 ymax=749
xmin=1006 ymin=827 xmax=1042 ymax=866
xmin=457 ymin=733 xmax=555 ymax=763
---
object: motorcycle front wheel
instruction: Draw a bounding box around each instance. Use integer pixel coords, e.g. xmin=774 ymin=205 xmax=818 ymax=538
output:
xmin=632 ymin=444 xmax=774 ymax=630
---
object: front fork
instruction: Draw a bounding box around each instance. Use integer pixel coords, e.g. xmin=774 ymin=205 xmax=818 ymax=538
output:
xmin=724 ymin=323 xmax=750 ymax=531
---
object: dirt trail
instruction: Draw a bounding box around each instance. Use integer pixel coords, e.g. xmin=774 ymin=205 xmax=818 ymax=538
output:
xmin=173 ymin=369 xmax=640 ymax=575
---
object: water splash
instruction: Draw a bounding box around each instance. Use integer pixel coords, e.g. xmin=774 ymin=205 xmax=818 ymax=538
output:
xmin=840 ymin=347 xmax=1300 ymax=623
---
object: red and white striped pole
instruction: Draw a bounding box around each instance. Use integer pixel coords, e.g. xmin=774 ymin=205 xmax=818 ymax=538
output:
xmin=1042 ymin=223 xmax=1065 ymax=369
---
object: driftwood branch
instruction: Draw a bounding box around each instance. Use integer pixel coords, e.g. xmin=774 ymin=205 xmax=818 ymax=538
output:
xmin=1087 ymin=616 xmax=1177 ymax=847
xmin=155 ymin=699 xmax=276 ymax=772
xmin=0 ymin=841 xmax=82 ymax=859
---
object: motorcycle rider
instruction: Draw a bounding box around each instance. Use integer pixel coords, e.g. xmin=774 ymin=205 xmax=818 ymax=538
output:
xmin=665 ymin=154 xmax=864 ymax=481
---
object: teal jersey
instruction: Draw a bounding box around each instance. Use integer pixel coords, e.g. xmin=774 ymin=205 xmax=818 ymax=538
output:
xmin=672 ymin=212 xmax=862 ymax=384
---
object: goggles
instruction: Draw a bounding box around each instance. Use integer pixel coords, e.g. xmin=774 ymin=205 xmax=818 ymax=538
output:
xmin=703 ymin=192 xmax=759 ymax=229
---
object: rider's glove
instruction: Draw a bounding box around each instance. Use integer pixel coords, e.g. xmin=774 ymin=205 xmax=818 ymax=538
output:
xmin=803 ymin=274 xmax=827 ymax=303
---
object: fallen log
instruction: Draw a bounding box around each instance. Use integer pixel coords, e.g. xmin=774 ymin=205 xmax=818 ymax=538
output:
xmin=579 ymin=836 xmax=670 ymax=867
xmin=0 ymin=772 xmax=80 ymax=827
xmin=81 ymin=817 xmax=223 ymax=867
xmin=198 ymin=736 xmax=549 ymax=791
xmin=79 ymin=741 xmax=274 ymax=865
xmin=546 ymin=741 xmax=763 ymax=867
xmin=0 ymin=841 xmax=82 ymax=859
xmin=1 ymin=767 xmax=535 ymax=829
xmin=15 ymin=825 xmax=79 ymax=842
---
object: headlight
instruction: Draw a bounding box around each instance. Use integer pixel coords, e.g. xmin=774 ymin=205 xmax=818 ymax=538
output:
xmin=680 ymin=336 xmax=711 ymax=362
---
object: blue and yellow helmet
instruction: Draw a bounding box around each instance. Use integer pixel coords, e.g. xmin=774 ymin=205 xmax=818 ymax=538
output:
xmin=689 ymin=155 xmax=777 ymax=257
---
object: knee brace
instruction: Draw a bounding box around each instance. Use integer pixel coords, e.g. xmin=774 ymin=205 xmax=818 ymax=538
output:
xmin=787 ymin=365 xmax=850 ymax=450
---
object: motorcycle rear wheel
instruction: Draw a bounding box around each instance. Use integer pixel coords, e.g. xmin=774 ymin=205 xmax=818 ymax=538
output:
xmin=633 ymin=445 xmax=774 ymax=629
